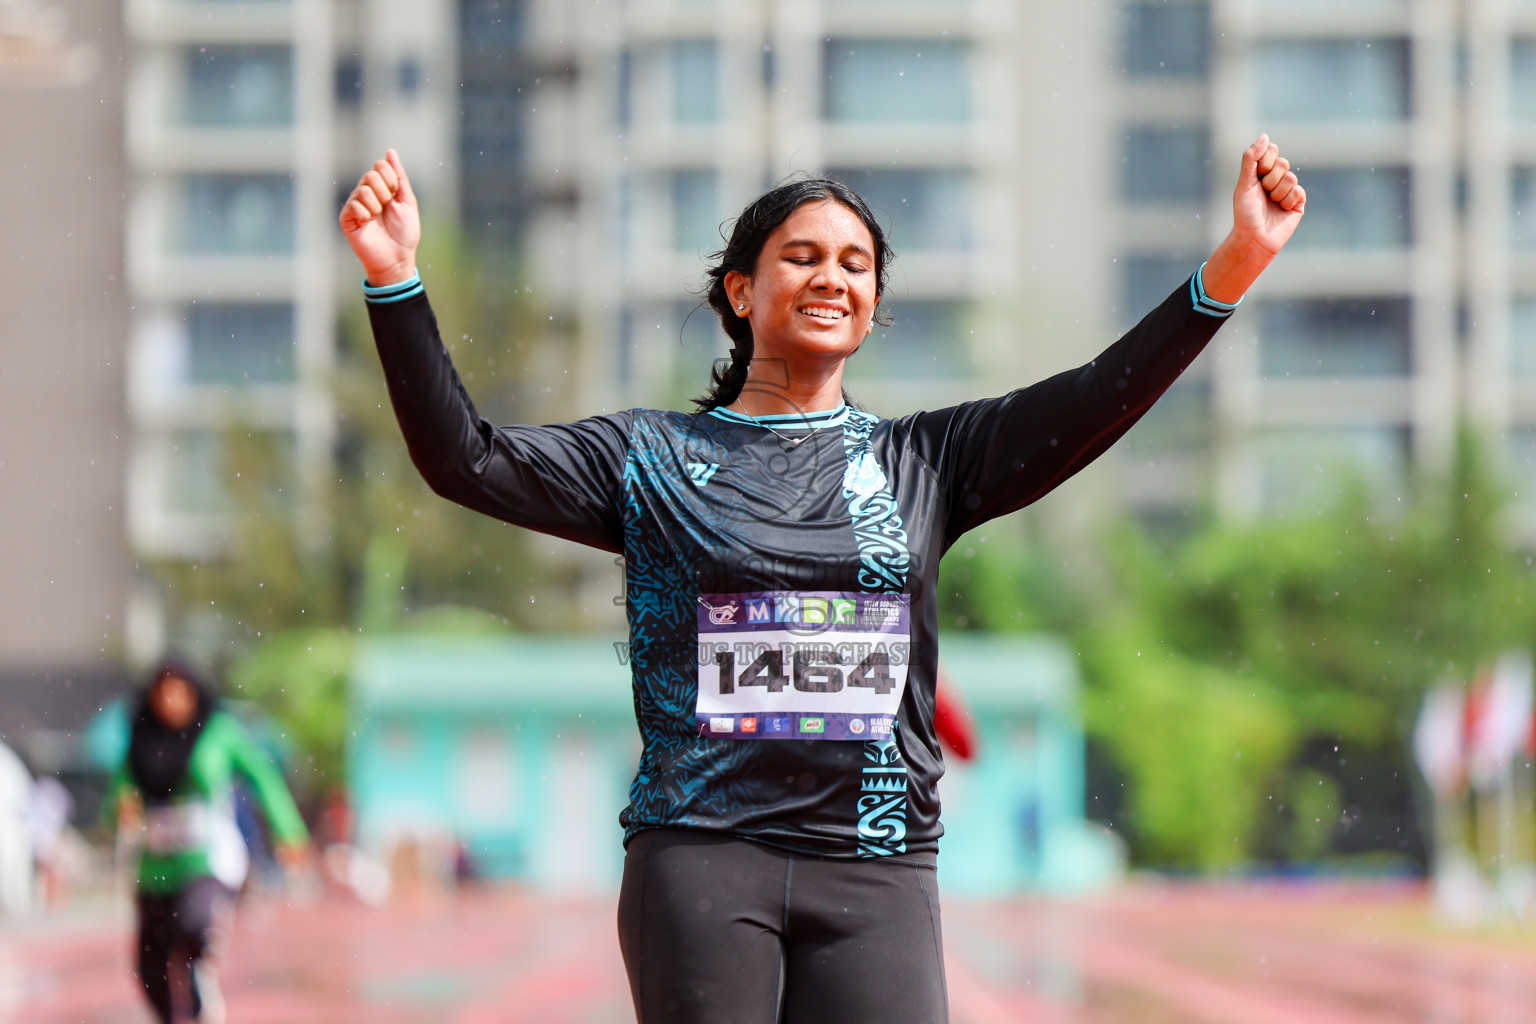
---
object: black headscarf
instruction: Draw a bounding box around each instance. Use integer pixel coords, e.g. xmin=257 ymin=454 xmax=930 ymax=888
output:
xmin=126 ymin=661 xmax=215 ymax=801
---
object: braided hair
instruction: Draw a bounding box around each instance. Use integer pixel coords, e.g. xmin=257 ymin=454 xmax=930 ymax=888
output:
xmin=692 ymin=176 xmax=895 ymax=412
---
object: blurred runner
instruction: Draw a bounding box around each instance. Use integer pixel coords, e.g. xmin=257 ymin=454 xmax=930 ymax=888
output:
xmin=107 ymin=662 xmax=310 ymax=1024
xmin=29 ymin=774 xmax=73 ymax=908
xmin=0 ymin=739 xmax=32 ymax=915
xmin=340 ymin=135 xmax=1304 ymax=1023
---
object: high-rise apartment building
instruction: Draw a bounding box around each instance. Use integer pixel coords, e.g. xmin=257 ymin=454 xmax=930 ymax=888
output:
xmin=1116 ymin=0 xmax=1536 ymax=528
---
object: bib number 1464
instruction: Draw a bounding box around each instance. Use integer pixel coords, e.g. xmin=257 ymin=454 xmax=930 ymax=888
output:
xmin=713 ymin=648 xmax=896 ymax=695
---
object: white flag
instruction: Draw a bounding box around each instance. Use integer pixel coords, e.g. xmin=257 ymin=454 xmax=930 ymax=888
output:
xmin=1413 ymin=682 xmax=1466 ymax=795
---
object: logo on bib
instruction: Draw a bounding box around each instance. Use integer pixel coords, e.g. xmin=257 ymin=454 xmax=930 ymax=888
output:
xmin=800 ymin=717 xmax=825 ymax=734
xmin=710 ymin=717 xmax=734 ymax=733
xmin=740 ymin=717 xmax=758 ymax=733
xmin=849 ymin=718 xmax=866 ymax=735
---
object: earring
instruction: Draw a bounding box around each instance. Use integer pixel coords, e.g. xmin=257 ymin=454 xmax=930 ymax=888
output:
xmin=737 ymin=303 xmax=745 ymax=310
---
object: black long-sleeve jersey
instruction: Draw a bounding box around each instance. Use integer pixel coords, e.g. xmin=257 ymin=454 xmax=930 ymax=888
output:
xmin=366 ymin=272 xmax=1235 ymax=859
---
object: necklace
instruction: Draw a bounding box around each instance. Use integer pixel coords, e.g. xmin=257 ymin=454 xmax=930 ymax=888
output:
xmin=735 ymin=398 xmax=830 ymax=448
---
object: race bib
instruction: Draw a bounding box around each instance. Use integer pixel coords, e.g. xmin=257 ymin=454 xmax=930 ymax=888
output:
xmin=143 ymin=801 xmax=213 ymax=855
xmin=695 ymin=590 xmax=910 ymax=740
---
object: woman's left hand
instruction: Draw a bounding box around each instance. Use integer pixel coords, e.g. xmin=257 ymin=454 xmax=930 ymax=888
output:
xmin=1233 ymin=133 xmax=1306 ymax=257
xmin=1201 ymin=134 xmax=1305 ymax=303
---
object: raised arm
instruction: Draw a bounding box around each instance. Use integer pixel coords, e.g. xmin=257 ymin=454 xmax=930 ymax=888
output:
xmin=911 ymin=135 xmax=1305 ymax=544
xmin=222 ymin=715 xmax=309 ymax=852
xmin=339 ymin=152 xmax=631 ymax=552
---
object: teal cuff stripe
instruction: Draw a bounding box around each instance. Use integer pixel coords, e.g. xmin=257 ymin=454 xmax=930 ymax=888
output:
xmin=1190 ymin=261 xmax=1240 ymax=319
xmin=363 ymin=271 xmax=424 ymax=304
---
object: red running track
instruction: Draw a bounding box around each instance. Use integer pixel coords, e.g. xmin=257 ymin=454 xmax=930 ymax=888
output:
xmin=4 ymin=882 xmax=1535 ymax=1023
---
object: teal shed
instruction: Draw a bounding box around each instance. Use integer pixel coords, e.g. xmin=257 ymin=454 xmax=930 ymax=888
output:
xmin=349 ymin=634 xmax=1120 ymax=894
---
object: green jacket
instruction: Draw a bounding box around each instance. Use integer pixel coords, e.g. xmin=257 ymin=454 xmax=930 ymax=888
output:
xmin=108 ymin=711 xmax=308 ymax=893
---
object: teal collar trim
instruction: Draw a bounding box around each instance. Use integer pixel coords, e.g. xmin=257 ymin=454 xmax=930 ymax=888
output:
xmin=707 ymin=402 xmax=851 ymax=430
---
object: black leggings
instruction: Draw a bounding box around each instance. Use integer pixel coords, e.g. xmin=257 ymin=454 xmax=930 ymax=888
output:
xmin=617 ymin=829 xmax=948 ymax=1024
xmin=135 ymin=877 xmax=232 ymax=1023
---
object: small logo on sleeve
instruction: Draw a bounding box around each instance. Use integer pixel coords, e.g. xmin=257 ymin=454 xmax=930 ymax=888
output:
xmin=687 ymin=463 xmax=721 ymax=486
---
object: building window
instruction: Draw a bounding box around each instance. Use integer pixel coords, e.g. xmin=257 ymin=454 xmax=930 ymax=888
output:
xmin=187 ymin=303 xmax=295 ymax=384
xmin=1122 ymin=125 xmax=1209 ymax=203
xmin=161 ymin=431 xmax=231 ymax=516
xmin=184 ymin=45 xmax=293 ymax=127
xmin=397 ymin=57 xmax=423 ymax=99
xmin=461 ymin=90 xmax=525 ymax=169
xmin=1506 ymin=424 xmax=1536 ymax=511
xmin=1120 ymin=1 xmax=1210 ymax=78
xmin=846 ymin=300 xmax=972 ymax=380
xmin=671 ymin=41 xmax=719 ymax=123
xmin=671 ymin=169 xmax=721 ymax=254
xmin=1513 ymin=40 xmax=1536 ymax=121
xmin=827 ymin=168 xmax=971 ymax=251
xmin=1287 ymin=167 xmax=1411 ymax=249
xmin=335 ymin=55 xmax=363 ymax=107
xmin=617 ymin=47 xmax=633 ymax=128
xmin=1513 ymin=169 xmax=1536 ymax=249
xmin=1121 ymin=253 xmax=1204 ymax=324
xmin=1259 ymin=426 xmax=1410 ymax=514
xmin=180 ymin=174 xmax=294 ymax=255
xmin=1253 ymin=39 xmax=1411 ymax=121
xmin=673 ymin=299 xmax=728 ymax=400
xmin=460 ymin=0 xmax=524 ymax=52
xmin=1258 ymin=298 xmax=1412 ymax=378
xmin=824 ymin=39 xmax=971 ymax=123
xmin=1511 ymin=299 xmax=1536 ymax=376
xmin=162 ymin=429 xmax=296 ymax=517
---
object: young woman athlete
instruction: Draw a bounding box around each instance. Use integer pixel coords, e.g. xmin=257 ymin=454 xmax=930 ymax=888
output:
xmin=109 ymin=663 xmax=310 ymax=1023
xmin=340 ymin=138 xmax=1304 ymax=1023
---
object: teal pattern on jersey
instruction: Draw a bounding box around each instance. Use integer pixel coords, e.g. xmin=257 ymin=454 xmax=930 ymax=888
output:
xmin=841 ymin=409 xmax=913 ymax=856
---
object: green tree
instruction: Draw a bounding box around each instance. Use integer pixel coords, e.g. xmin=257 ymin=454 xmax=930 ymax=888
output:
xmin=940 ymin=431 xmax=1536 ymax=870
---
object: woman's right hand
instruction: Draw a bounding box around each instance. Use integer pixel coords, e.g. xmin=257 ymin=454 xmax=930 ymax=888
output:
xmin=339 ymin=149 xmax=420 ymax=286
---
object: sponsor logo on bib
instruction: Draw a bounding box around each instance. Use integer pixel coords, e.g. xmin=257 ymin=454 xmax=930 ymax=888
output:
xmin=710 ymin=717 xmax=734 ymax=732
xmin=800 ymin=717 xmax=825 ymax=734
xmin=849 ymin=718 xmax=866 ymax=735
xmin=740 ymin=717 xmax=758 ymax=733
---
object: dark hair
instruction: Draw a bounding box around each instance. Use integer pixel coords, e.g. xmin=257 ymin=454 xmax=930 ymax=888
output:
xmin=127 ymin=659 xmax=217 ymax=800
xmin=692 ymin=176 xmax=895 ymax=412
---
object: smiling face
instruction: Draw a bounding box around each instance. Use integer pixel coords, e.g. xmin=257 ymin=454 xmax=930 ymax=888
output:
xmin=725 ymin=199 xmax=880 ymax=373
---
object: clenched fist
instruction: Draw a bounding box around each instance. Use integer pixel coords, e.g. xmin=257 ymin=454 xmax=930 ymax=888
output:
xmin=340 ymin=149 xmax=420 ymax=286
xmin=1201 ymin=134 xmax=1307 ymax=304
xmin=1237 ymin=133 xmax=1306 ymax=256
